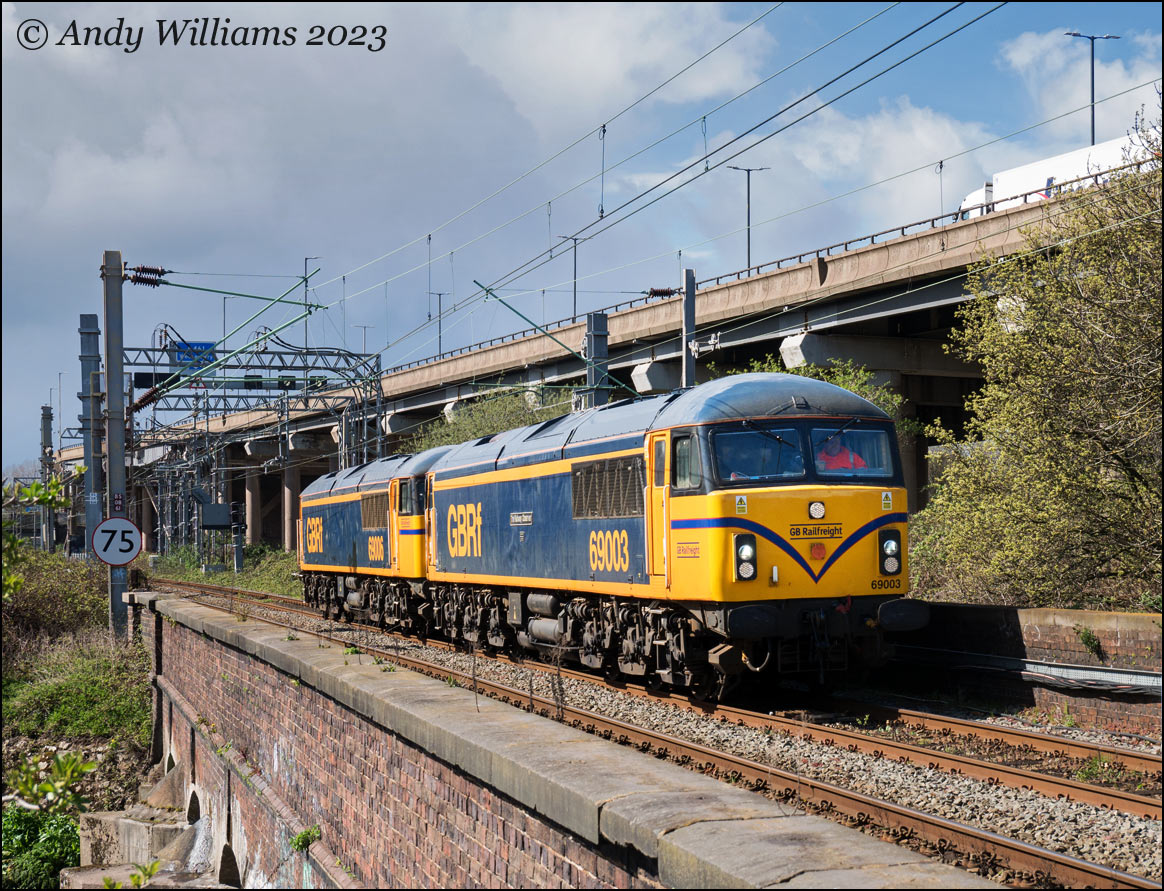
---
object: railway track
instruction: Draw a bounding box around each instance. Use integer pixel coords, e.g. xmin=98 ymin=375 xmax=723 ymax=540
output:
xmin=149 ymin=578 xmax=1161 ymax=888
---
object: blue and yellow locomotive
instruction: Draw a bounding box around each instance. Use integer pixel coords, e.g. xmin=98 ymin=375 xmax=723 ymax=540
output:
xmin=299 ymin=373 xmax=927 ymax=695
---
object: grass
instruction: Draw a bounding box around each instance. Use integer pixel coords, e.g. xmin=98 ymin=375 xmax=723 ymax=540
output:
xmin=144 ymin=543 xmax=302 ymax=598
xmin=2 ymin=632 xmax=152 ymax=751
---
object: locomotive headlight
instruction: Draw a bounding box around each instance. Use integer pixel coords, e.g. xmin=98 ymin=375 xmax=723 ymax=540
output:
xmin=877 ymin=529 xmax=902 ymax=576
xmin=808 ymin=501 xmax=826 ymax=519
xmin=733 ymin=533 xmax=757 ymax=582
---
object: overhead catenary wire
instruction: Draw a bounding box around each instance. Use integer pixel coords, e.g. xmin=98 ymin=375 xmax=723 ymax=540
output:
xmin=324 ymin=3 xmax=901 ymax=309
xmin=149 ymin=75 xmax=1156 ymax=422
xmin=484 ymin=76 xmax=1161 ymax=314
xmin=321 ymin=2 xmax=979 ymax=364
xmin=206 ymin=194 xmax=1161 ymax=478
xmin=310 ymin=3 xmax=785 ymax=293
xmin=483 ymin=3 xmax=1000 ymax=300
xmin=139 ymin=76 xmax=1158 ymax=447
xmin=353 ymin=3 xmax=996 ymax=368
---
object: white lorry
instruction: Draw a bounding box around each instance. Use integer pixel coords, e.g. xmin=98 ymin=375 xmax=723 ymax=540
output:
xmin=958 ymin=135 xmax=1135 ymax=219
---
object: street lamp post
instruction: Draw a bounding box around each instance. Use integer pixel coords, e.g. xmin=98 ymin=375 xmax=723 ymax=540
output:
xmin=352 ymin=324 xmax=374 ymax=354
xmin=1065 ymin=31 xmax=1120 ymax=146
xmin=726 ymin=165 xmax=769 ymax=274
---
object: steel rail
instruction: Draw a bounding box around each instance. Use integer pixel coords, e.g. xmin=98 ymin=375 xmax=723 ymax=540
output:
xmin=152 ymin=588 xmax=1160 ymax=889
xmin=153 ymin=578 xmax=1161 ymax=823
xmin=830 ymin=699 xmax=1163 ymax=776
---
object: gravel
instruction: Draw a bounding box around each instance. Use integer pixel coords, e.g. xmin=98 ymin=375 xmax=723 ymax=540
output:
xmin=834 ymin=688 xmax=1162 ymax=756
xmin=192 ymin=594 xmax=1163 ymax=882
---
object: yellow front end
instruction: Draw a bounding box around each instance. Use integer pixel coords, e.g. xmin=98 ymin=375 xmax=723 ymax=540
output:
xmin=666 ymin=485 xmax=909 ymax=604
xmin=393 ymin=515 xmax=427 ymax=578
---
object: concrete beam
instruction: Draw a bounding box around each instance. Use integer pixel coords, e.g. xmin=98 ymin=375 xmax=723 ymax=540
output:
xmin=631 ymin=361 xmax=680 ymax=395
xmin=245 ymin=471 xmax=261 ymax=546
xmin=780 ymin=333 xmax=980 ymax=378
xmin=381 ymin=411 xmax=433 ymax=436
xmin=290 ymin=433 xmax=332 ymax=452
xmin=243 ymin=440 xmax=279 ymax=459
xmin=282 ymin=464 xmax=299 ymax=554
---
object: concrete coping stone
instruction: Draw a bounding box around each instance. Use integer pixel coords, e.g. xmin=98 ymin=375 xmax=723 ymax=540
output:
xmin=658 ymin=817 xmax=996 ymax=889
xmin=152 ymin=597 xmax=992 ymax=888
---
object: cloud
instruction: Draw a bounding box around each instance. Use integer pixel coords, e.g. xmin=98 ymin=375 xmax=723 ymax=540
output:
xmin=999 ymin=27 xmax=1162 ymax=143
xmin=448 ymin=3 xmax=774 ymax=142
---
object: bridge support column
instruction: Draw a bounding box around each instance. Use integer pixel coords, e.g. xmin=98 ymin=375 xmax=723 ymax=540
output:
xmin=245 ymin=470 xmax=261 ymax=546
xmin=282 ymin=464 xmax=299 ymax=554
xmin=140 ymin=487 xmax=156 ymax=553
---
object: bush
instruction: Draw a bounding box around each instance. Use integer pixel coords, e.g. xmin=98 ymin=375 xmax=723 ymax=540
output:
xmin=402 ymin=389 xmax=572 ymax=453
xmin=1 ymin=808 xmax=80 ymax=890
xmin=1 ymin=553 xmax=105 ymax=676
xmin=2 ymin=633 xmax=151 ymax=751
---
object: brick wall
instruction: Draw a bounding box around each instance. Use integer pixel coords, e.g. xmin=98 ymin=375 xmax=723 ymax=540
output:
xmin=890 ymin=604 xmax=1161 ymax=735
xmin=142 ymin=605 xmax=656 ymax=888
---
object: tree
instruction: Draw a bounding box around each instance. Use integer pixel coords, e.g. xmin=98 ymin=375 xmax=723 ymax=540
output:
xmin=401 ymin=387 xmax=574 ymax=453
xmin=911 ymin=112 xmax=1161 ymax=611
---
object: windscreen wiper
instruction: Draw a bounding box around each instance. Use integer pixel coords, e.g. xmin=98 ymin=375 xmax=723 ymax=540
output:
xmin=742 ymin=419 xmax=797 ymax=450
xmin=818 ymin=417 xmax=859 ymax=446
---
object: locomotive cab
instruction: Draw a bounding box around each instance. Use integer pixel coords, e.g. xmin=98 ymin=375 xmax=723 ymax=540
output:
xmin=642 ymin=377 xmax=925 ymax=686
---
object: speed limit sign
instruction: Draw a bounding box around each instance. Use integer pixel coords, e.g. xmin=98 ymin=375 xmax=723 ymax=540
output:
xmin=92 ymin=517 xmax=143 ymax=566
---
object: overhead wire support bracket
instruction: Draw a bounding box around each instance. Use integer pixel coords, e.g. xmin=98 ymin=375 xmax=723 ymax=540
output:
xmin=156 ymin=279 xmax=327 ymax=310
xmin=141 ymin=268 xmax=324 ymax=405
xmin=475 ymin=279 xmax=639 ymax=400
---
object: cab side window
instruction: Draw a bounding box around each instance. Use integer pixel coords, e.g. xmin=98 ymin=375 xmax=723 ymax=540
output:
xmin=653 ymin=439 xmax=666 ymax=487
xmin=672 ymin=435 xmax=702 ymax=490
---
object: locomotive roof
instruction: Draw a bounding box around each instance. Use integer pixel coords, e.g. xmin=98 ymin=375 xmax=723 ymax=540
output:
xmin=650 ymin=373 xmax=889 ymax=427
xmin=303 ymin=374 xmax=889 ymax=493
xmin=300 ymin=445 xmax=457 ymax=500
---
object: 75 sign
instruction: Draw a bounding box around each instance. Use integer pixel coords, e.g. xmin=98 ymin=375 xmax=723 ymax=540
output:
xmin=92 ymin=517 xmax=142 ymax=566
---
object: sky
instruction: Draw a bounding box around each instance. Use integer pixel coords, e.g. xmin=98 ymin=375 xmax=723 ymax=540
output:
xmin=2 ymin=1 xmax=1161 ymax=466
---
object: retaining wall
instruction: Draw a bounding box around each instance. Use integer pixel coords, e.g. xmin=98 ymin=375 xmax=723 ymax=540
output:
xmin=892 ymin=604 xmax=1161 ymax=735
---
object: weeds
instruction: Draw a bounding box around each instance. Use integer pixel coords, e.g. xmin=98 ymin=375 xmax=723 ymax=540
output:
xmin=1074 ymin=755 xmax=1122 ymax=784
xmin=142 ymin=544 xmax=301 ymax=599
xmin=289 ymin=824 xmax=321 ymax=852
xmin=1075 ymin=625 xmax=1106 ymax=661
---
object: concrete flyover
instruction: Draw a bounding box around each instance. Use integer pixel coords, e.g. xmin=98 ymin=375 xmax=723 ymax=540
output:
xmin=63 ymin=592 xmax=994 ymax=888
xmin=55 ymin=197 xmax=1058 ymax=550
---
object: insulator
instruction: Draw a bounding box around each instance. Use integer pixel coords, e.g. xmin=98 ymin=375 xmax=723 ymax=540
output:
xmin=131 ymin=265 xmax=168 ymax=276
xmin=648 ymin=287 xmax=678 ymax=297
xmin=129 ymin=386 xmax=161 ymax=415
xmin=129 ymin=272 xmax=163 ymax=288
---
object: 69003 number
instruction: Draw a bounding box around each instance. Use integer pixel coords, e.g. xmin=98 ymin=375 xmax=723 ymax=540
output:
xmin=589 ymin=530 xmax=629 ymax=574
